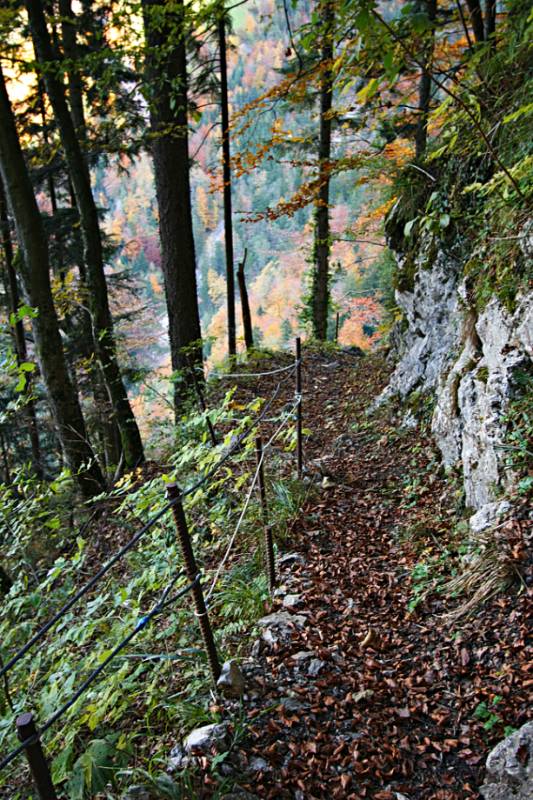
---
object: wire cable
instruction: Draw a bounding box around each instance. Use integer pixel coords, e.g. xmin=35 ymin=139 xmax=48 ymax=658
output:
xmin=0 ymin=368 xmax=302 ymax=773
xmin=0 ymin=574 xmax=199 ymax=773
xmin=205 ymin=397 xmax=300 ymax=602
xmin=0 ymin=377 xmax=287 ymax=680
xmin=210 ymin=361 xmax=297 ymax=380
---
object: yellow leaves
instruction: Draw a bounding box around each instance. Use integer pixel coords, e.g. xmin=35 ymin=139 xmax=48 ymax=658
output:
xmin=50 ymin=270 xmax=84 ymax=317
xmin=366 ymin=197 xmax=396 ymax=222
xmin=383 ymin=138 xmax=415 ymax=166
xmin=227 ymin=401 xmax=247 ymax=411
xmin=148 ymin=273 xmax=162 ymax=295
xmin=197 ymin=185 xmax=218 ymax=230
xmin=244 ymin=12 xmax=256 ymax=35
xmin=356 ymin=77 xmax=381 ymax=104
xmin=207 ymin=269 xmax=226 ymax=305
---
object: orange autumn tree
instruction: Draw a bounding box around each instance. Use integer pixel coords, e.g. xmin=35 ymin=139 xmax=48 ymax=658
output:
xmin=223 ymin=0 xmax=487 ymax=343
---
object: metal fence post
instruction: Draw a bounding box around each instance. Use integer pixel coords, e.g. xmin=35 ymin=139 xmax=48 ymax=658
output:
xmin=255 ymin=436 xmax=276 ymax=592
xmin=16 ymin=712 xmax=57 ymax=800
xmin=335 ymin=312 xmax=340 ymax=343
xmin=295 ymin=337 xmax=303 ymax=478
xmin=165 ymin=484 xmax=221 ymax=683
xmin=186 ymin=356 xmax=218 ymax=446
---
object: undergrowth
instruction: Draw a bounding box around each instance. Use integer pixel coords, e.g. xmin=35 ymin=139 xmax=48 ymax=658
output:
xmin=0 ymin=376 xmax=304 ymax=799
xmin=386 ymin=1 xmax=533 ymax=311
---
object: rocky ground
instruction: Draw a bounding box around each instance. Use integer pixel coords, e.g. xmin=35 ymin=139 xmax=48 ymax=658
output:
xmin=180 ymin=349 xmax=531 ymax=800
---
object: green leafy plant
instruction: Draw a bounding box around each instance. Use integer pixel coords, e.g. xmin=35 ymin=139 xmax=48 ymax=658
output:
xmin=472 ymin=696 xmax=511 ymax=734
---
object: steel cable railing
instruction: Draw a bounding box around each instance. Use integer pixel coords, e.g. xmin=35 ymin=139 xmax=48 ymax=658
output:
xmin=204 ymin=397 xmax=300 ymax=603
xmin=209 ymin=361 xmax=298 ymax=381
xmin=0 ymin=573 xmax=199 ymax=772
xmin=0 ymin=339 xmax=305 ymax=792
xmin=0 ymin=375 xmax=286 ymax=682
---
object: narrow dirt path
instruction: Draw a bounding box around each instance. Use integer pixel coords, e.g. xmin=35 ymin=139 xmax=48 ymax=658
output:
xmin=213 ymin=351 xmax=529 ymax=800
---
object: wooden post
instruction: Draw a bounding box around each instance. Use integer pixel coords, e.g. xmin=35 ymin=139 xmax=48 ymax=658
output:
xmin=16 ymin=712 xmax=58 ymax=800
xmin=255 ymin=436 xmax=276 ymax=592
xmin=237 ymin=249 xmax=254 ymax=351
xmin=295 ymin=337 xmax=303 ymax=478
xmin=165 ymin=484 xmax=221 ymax=682
xmin=335 ymin=311 xmax=340 ymax=343
xmin=186 ymin=356 xmax=217 ymax=446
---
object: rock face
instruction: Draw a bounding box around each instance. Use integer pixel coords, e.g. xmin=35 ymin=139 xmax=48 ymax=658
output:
xmin=379 ymin=249 xmax=463 ymax=403
xmin=377 ymin=236 xmax=532 ymax=519
xmin=480 ymin=721 xmax=533 ymax=800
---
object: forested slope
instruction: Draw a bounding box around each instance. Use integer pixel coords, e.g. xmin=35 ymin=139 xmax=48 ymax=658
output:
xmin=0 ymin=0 xmax=531 ymax=798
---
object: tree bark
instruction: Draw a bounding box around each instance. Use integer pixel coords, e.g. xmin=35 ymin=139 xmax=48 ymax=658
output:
xmin=58 ymin=0 xmax=86 ymax=138
xmin=237 ymin=249 xmax=254 ymax=351
xmin=415 ymin=0 xmax=437 ymax=160
xmin=464 ymin=0 xmax=485 ymax=42
xmin=39 ymin=66 xmax=120 ymax=472
xmin=0 ymin=64 xmax=104 ymax=497
xmin=485 ymin=0 xmax=496 ymax=40
xmin=25 ymin=0 xmax=144 ymax=468
xmin=0 ymin=563 xmax=12 ymax=595
xmin=0 ymin=181 xmax=43 ymax=477
xmin=218 ymin=8 xmax=236 ymax=357
xmin=312 ymin=0 xmax=334 ymax=341
xmin=142 ymin=0 xmax=203 ymax=416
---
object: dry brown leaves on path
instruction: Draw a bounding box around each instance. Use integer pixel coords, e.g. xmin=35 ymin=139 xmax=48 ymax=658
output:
xmin=200 ymin=349 xmax=530 ymax=800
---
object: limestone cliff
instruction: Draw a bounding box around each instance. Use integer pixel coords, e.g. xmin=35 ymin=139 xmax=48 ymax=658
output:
xmin=377 ymin=216 xmax=532 ymax=525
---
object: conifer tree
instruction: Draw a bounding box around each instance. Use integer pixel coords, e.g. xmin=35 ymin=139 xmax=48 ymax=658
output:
xmin=0 ymin=65 xmax=105 ymax=497
xmin=312 ymin=0 xmax=335 ymax=340
xmin=25 ymin=0 xmax=144 ymax=468
xmin=142 ymin=0 xmax=203 ymax=415
xmin=0 ymin=180 xmax=43 ymax=478
xmin=218 ymin=2 xmax=237 ymax=356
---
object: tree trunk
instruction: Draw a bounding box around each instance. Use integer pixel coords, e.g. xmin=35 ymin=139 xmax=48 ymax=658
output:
xmin=0 ymin=429 xmax=11 ymax=485
xmin=142 ymin=0 xmax=203 ymax=416
xmin=0 ymin=563 xmax=12 ymax=595
xmin=464 ymin=0 xmax=485 ymax=42
xmin=415 ymin=0 xmax=437 ymax=160
xmin=39 ymin=83 xmax=120 ymax=473
xmin=0 ymin=64 xmax=104 ymax=497
xmin=218 ymin=8 xmax=236 ymax=357
xmin=0 ymin=182 xmax=43 ymax=478
xmin=58 ymin=0 xmax=86 ymax=138
xmin=39 ymin=43 xmax=121 ymax=476
xmin=25 ymin=0 xmax=144 ymax=468
xmin=485 ymin=0 xmax=496 ymax=40
xmin=237 ymin=249 xmax=254 ymax=351
xmin=312 ymin=0 xmax=334 ymax=341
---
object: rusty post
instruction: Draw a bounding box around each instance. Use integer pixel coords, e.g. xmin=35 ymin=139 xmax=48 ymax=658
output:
xmin=295 ymin=337 xmax=303 ymax=478
xmin=165 ymin=484 xmax=221 ymax=682
xmin=186 ymin=357 xmax=218 ymax=446
xmin=16 ymin=712 xmax=57 ymax=800
xmin=255 ymin=436 xmax=276 ymax=591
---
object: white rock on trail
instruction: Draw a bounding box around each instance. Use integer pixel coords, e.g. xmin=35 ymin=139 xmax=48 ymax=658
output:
xmin=469 ymin=501 xmax=512 ymax=534
xmin=183 ymin=722 xmax=229 ymax=754
xmin=278 ymin=553 xmax=305 ymax=567
xmin=257 ymin=611 xmax=307 ymax=645
xmin=217 ymin=660 xmax=245 ymax=698
xmin=282 ymin=593 xmax=303 ymax=608
xmin=480 ymin=721 xmax=533 ymax=800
